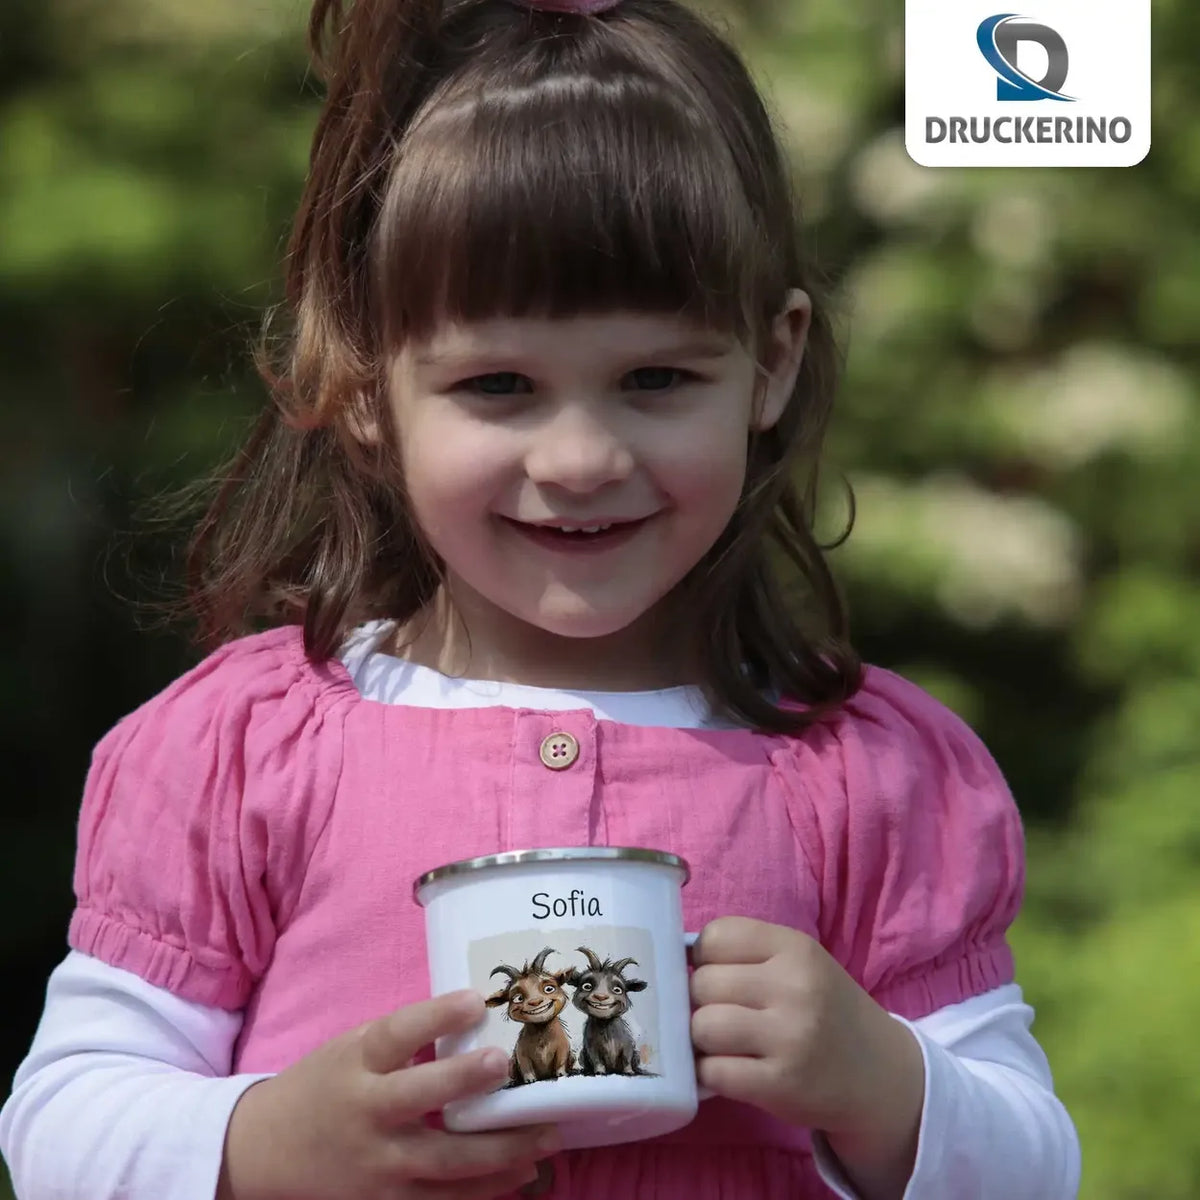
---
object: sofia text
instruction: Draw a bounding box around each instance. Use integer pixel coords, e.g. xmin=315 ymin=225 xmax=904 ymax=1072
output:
xmin=531 ymin=889 xmax=603 ymax=919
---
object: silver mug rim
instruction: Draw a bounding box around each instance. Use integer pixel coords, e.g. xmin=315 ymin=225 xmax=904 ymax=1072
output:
xmin=414 ymin=846 xmax=690 ymax=904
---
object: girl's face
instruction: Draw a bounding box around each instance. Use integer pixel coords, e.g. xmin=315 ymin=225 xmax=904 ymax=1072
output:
xmin=385 ymin=297 xmax=809 ymax=679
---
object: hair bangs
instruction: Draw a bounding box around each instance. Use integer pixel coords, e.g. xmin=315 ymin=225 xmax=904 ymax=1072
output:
xmin=372 ymin=63 xmax=768 ymax=346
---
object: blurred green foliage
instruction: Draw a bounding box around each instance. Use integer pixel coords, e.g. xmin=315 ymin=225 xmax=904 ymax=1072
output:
xmin=1 ymin=0 xmax=1197 ymax=1196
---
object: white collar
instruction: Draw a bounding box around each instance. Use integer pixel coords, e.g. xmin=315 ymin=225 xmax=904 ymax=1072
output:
xmin=339 ymin=620 xmax=728 ymax=729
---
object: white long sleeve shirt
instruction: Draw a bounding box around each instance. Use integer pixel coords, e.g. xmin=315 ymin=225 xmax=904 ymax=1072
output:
xmin=1 ymin=955 xmax=1079 ymax=1199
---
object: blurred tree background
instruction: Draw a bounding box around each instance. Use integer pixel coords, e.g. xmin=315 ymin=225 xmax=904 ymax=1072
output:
xmin=1 ymin=0 xmax=1197 ymax=1195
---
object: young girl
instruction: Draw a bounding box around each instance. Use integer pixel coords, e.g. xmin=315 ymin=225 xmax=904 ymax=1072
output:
xmin=0 ymin=0 xmax=1080 ymax=1196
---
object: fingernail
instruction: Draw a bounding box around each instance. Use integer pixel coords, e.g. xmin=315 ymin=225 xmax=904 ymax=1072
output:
xmin=450 ymin=990 xmax=484 ymax=1018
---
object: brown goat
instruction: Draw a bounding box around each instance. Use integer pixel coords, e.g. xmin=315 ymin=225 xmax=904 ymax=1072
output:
xmin=485 ymin=947 xmax=574 ymax=1086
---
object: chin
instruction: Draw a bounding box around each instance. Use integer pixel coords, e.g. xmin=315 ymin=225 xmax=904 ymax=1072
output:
xmin=531 ymin=615 xmax=643 ymax=641
xmin=524 ymin=603 xmax=652 ymax=642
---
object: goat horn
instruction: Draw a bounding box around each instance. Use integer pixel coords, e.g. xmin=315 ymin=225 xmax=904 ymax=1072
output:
xmin=489 ymin=964 xmax=519 ymax=981
xmin=610 ymin=957 xmax=639 ymax=975
xmin=576 ymin=946 xmax=603 ymax=972
xmin=529 ymin=947 xmax=556 ymax=975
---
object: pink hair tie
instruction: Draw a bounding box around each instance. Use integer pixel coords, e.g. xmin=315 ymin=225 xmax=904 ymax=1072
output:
xmin=519 ymin=0 xmax=622 ymax=12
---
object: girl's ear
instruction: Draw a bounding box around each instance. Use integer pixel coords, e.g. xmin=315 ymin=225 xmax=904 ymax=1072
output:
xmin=751 ymin=288 xmax=812 ymax=432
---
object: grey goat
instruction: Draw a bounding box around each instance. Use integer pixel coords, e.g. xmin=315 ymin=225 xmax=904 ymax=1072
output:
xmin=564 ymin=947 xmax=649 ymax=1076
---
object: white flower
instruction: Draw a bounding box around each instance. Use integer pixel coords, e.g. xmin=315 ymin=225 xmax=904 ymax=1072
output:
xmin=851 ymin=129 xmax=954 ymax=227
xmin=846 ymin=472 xmax=1084 ymax=628
xmin=985 ymin=344 xmax=1193 ymax=468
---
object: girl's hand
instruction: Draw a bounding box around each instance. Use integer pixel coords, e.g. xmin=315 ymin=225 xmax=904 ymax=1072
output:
xmin=690 ymin=916 xmax=925 ymax=1200
xmin=218 ymin=990 xmax=560 ymax=1200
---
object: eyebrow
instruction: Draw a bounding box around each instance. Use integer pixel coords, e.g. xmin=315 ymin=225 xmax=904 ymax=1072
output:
xmin=414 ymin=337 xmax=734 ymax=368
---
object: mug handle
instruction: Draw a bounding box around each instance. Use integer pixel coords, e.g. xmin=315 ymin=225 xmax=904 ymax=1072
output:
xmin=683 ymin=932 xmax=716 ymax=1102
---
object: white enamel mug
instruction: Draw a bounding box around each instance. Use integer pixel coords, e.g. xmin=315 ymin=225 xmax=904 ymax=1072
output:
xmin=414 ymin=847 xmax=709 ymax=1150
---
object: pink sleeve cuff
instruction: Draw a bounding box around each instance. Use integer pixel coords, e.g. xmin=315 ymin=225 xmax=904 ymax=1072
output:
xmin=871 ymin=941 xmax=1015 ymax=1020
xmin=69 ymin=907 xmax=252 ymax=1011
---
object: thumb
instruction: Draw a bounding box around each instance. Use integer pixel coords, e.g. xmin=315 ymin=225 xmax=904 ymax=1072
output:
xmin=360 ymin=990 xmax=486 ymax=1075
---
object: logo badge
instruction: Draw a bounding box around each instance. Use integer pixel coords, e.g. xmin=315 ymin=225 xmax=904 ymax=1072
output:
xmin=906 ymin=0 xmax=1150 ymax=167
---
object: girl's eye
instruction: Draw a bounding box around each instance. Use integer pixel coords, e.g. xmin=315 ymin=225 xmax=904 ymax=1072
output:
xmin=457 ymin=368 xmax=695 ymax=395
xmin=626 ymin=367 xmax=690 ymax=391
xmin=461 ymin=372 xmax=531 ymax=396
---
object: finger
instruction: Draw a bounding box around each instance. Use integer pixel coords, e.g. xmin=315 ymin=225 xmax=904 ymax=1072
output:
xmin=696 ymin=1054 xmax=786 ymax=1110
xmin=361 ymin=991 xmax=486 ymax=1075
xmin=403 ymin=1124 xmax=561 ymax=1182
xmin=691 ymin=916 xmax=793 ymax=967
xmin=690 ymin=963 xmax=768 ymax=1010
xmin=376 ymin=1047 xmax=514 ymax=1122
xmin=691 ymin=1004 xmax=771 ymax=1058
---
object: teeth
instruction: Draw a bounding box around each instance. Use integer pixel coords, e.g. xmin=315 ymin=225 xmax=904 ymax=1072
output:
xmin=555 ymin=524 xmax=612 ymax=534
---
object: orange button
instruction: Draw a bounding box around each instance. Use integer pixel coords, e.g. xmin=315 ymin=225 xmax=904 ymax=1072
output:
xmin=539 ymin=732 xmax=580 ymax=770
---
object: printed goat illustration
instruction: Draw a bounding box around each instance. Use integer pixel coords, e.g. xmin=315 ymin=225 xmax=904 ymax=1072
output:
xmin=565 ymin=947 xmax=649 ymax=1076
xmin=486 ymin=947 xmax=574 ymax=1085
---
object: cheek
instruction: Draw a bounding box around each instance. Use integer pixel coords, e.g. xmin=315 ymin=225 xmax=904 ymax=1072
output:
xmin=658 ymin=425 xmax=750 ymax=515
xmin=398 ymin=420 xmax=501 ymax=527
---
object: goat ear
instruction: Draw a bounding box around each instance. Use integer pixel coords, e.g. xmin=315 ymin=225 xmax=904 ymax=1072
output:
xmin=625 ymin=978 xmax=648 ymax=992
xmin=485 ymin=988 xmax=511 ymax=1007
xmin=556 ymin=968 xmax=579 ymax=986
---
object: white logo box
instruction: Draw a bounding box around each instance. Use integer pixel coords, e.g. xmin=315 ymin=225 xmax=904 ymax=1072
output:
xmin=906 ymin=0 xmax=1151 ymax=167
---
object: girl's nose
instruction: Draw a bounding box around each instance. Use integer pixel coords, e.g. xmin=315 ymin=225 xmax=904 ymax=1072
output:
xmin=525 ymin=405 xmax=634 ymax=494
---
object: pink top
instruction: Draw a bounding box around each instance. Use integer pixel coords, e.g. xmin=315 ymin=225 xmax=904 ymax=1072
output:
xmin=69 ymin=626 xmax=1023 ymax=1198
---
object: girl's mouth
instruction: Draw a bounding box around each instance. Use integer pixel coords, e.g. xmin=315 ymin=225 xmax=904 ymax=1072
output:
xmin=502 ymin=516 xmax=652 ymax=554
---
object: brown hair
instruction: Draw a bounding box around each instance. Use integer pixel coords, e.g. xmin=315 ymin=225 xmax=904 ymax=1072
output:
xmin=186 ymin=0 xmax=862 ymax=732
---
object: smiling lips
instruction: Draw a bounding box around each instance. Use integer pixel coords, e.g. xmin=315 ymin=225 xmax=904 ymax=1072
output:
xmin=517 ymin=516 xmax=651 ymax=533
xmin=502 ymin=514 xmax=654 ymax=552
xmin=543 ymin=522 xmax=618 ymax=534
